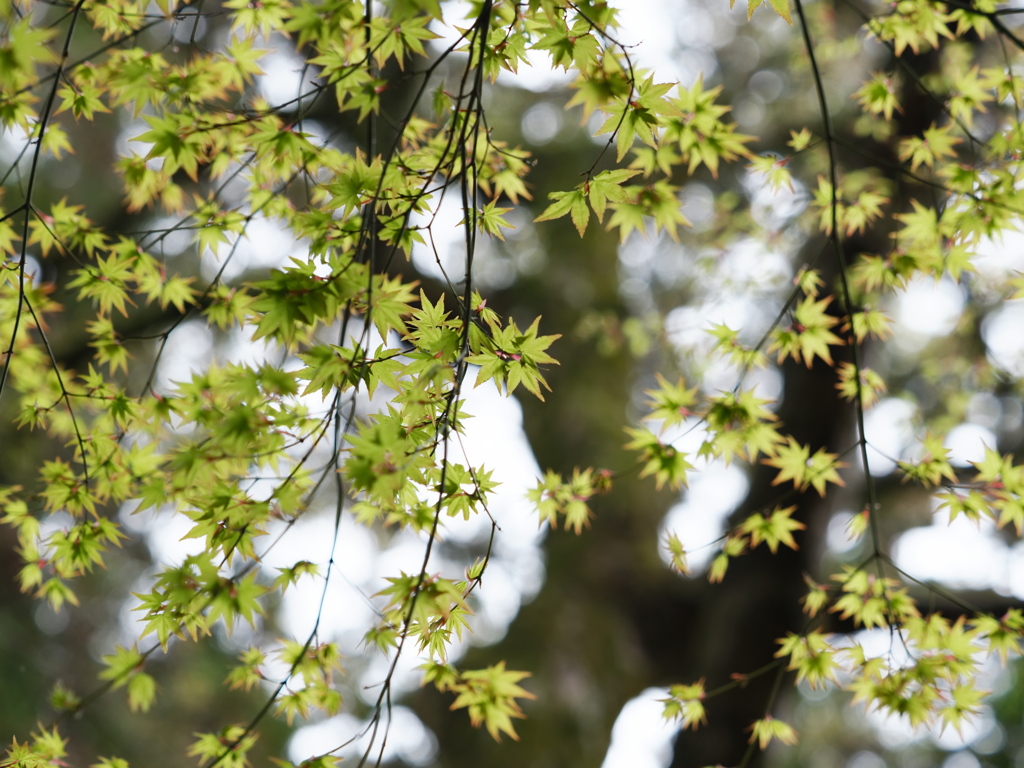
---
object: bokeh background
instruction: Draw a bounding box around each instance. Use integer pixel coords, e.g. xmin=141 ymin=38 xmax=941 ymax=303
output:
xmin=4 ymin=2 xmax=1024 ymax=768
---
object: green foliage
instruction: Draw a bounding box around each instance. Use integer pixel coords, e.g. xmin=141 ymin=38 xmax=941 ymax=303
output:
xmin=661 ymin=680 xmax=707 ymax=730
xmin=447 ymin=662 xmax=537 ymax=742
xmin=749 ymin=715 xmax=799 ymax=750
xmin=763 ymin=438 xmax=846 ymax=497
xmin=99 ymin=646 xmax=156 ymax=713
xmin=740 ymin=506 xmax=806 ymax=553
xmin=768 ymin=295 xmax=844 ymax=368
xmin=188 ymin=726 xmax=258 ymax=768
xmin=527 ymin=467 xmax=610 ymax=533
xmin=468 ymin=315 xmax=560 ymax=400
xmin=3 ymin=0 xmax=1024 ymax=765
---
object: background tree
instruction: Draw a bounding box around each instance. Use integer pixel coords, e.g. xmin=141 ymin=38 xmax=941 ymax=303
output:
xmin=3 ymin=1 xmax=1024 ymax=768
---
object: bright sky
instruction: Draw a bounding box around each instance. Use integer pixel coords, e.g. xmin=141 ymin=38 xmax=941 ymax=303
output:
xmin=64 ymin=0 xmax=1024 ymax=764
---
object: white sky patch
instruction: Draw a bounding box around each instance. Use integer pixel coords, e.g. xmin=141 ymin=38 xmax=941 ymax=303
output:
xmin=373 ymin=530 xmax=460 ymax=588
xmin=154 ymin=311 xmax=290 ymax=395
xmin=357 ymin=646 xmax=430 ymax=704
xmin=982 ymin=300 xmax=1024 ymax=377
xmin=600 ymin=688 xmax=677 ymax=768
xmin=665 ymin=297 xmax=752 ymax=351
xmin=863 ymin=397 xmax=917 ymax=475
xmin=891 ymin=276 xmax=965 ymax=344
xmin=429 ymin=0 xmax=731 ymax=94
xmin=224 ymin=323 xmax=283 ymax=369
xmin=0 ymin=117 xmax=34 ymax=166
xmin=663 ymin=298 xmax=786 ymax=396
xmin=17 ymin=254 xmax=44 ymax=288
xmin=894 ymin=512 xmax=1010 ymax=593
xmin=273 ymin=378 xmax=545 ymax=760
xmin=198 ymin=238 xmax=247 ymax=284
xmin=942 ymin=750 xmax=983 ymax=768
xmin=411 ymin=186 xmax=466 ymax=283
xmin=171 ymin=11 xmax=208 ymax=43
xmin=521 ymin=101 xmax=564 ymax=145
xmin=258 ymin=46 xmax=321 ymax=108
xmin=739 ymin=362 xmax=784 ymax=402
xmin=680 ymin=184 xmax=716 ymax=230
xmin=971 ymin=228 xmax=1024 ymax=301
xmin=848 ymin=751 xmax=887 ymax=768
xmin=264 ymin=515 xmax=380 ymax=644
xmin=117 ymin=116 xmax=152 ymax=159
xmin=199 ymin=215 xmax=305 ymax=284
xmin=618 ymin=1 xmax=685 ymax=78
xmin=287 ymin=713 xmax=363 ymax=765
xmin=826 ymin=510 xmax=862 ymax=554
xmin=657 ymin=417 xmax=710 ymax=457
xmin=746 ymin=169 xmax=807 ymax=229
xmin=944 ymin=423 xmax=997 ymax=466
xmin=428 ymin=1 xmax=572 ymax=92
xmin=866 ymin=705 xmax=991 ymax=753
xmin=495 ymin=51 xmax=574 ymax=93
xmin=719 ymin=238 xmax=793 ymax=291
xmin=38 ymin=511 xmax=75 ymax=552
xmin=660 ymin=461 xmax=750 ymax=573
xmin=447 ymin=383 xmax=546 ymax=586
xmin=288 ymin=706 xmax=438 ymax=767
xmin=468 ymin=560 xmax=527 ymax=643
xmin=145 ymin=215 xmax=194 ymax=257
xmin=617 ymin=0 xmax=728 ymax=85
xmin=153 ymin=319 xmax=215 ymax=394
xmin=124 ymin=503 xmax=211 ymax=566
xmin=966 ymin=392 xmax=1003 ymax=431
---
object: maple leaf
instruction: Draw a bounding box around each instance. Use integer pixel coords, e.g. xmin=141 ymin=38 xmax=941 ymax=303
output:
xmin=768 ymin=296 xmax=843 ymax=367
xmin=740 ymin=506 xmax=805 ymax=553
xmin=763 ymin=438 xmax=847 ymax=496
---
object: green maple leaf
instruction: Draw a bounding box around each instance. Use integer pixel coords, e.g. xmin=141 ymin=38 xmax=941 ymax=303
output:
xmin=587 ymin=169 xmax=640 ymax=222
xmin=740 ymin=506 xmax=805 ymax=553
xmin=661 ymin=680 xmax=706 ymax=729
xmin=898 ymin=433 xmax=958 ymax=487
xmin=450 ymin=662 xmax=536 ymax=742
xmin=643 ymin=373 xmax=698 ymax=428
xmin=127 ymin=672 xmax=156 ymax=713
xmin=769 ymin=295 xmax=843 ymax=367
xmin=854 ymin=73 xmax=901 ymax=120
xmin=468 ymin=317 xmax=560 ymax=400
xmin=476 ymin=201 xmax=514 ymax=240
xmin=748 ymin=716 xmax=798 ymax=750
xmin=135 ymin=114 xmax=202 ymax=179
xmin=100 ymin=645 xmax=145 ymax=685
xmin=625 ymin=427 xmax=693 ymax=490
xmin=535 ymin=188 xmax=589 ymax=236
xmin=899 ymin=123 xmax=961 ymax=171
xmin=764 ymin=438 xmax=846 ymax=496
xmin=159 ymin=275 xmax=197 ymax=313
